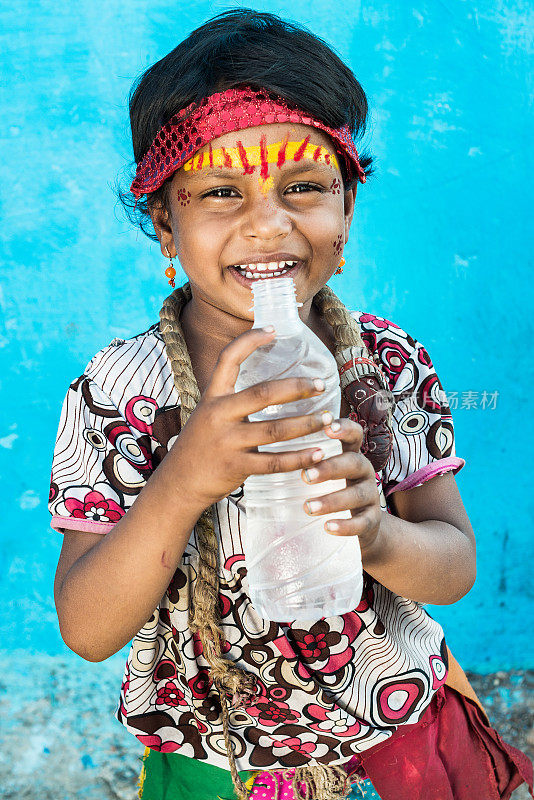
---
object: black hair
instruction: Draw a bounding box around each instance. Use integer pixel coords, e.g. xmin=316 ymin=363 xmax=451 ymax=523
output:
xmin=115 ymin=8 xmax=374 ymax=241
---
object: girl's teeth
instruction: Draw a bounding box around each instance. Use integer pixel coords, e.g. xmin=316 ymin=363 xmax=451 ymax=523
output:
xmin=234 ymin=260 xmax=298 ymax=279
xmin=244 ymin=268 xmax=289 ymax=278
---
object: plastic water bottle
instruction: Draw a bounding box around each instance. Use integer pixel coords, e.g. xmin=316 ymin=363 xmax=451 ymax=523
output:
xmin=235 ymin=276 xmax=363 ymax=621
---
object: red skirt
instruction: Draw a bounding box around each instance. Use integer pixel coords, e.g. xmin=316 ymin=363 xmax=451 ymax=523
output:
xmin=344 ymin=684 xmax=533 ymax=800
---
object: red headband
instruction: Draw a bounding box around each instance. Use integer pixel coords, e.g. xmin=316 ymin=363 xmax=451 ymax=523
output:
xmin=130 ymin=85 xmax=367 ymax=199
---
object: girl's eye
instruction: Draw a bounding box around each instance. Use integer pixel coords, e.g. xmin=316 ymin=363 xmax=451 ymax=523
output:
xmin=203 ymin=187 xmax=238 ymax=199
xmin=202 ymin=182 xmax=324 ymax=199
xmin=287 ymin=182 xmax=323 ymax=194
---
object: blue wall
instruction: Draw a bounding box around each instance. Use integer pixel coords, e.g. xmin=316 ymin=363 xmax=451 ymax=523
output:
xmin=1 ymin=1 xmax=532 ymax=671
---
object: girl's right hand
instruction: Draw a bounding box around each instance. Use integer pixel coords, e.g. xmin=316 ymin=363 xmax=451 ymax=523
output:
xmin=168 ymin=327 xmax=331 ymax=510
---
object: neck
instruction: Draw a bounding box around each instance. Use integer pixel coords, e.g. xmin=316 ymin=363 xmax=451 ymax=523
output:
xmin=180 ymin=286 xmax=325 ymax=360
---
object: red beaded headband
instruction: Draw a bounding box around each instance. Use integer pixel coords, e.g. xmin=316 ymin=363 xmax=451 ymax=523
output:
xmin=130 ymin=85 xmax=367 ymax=199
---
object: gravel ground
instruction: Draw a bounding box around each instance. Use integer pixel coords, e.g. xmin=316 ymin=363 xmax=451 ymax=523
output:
xmin=466 ymin=670 xmax=534 ymax=800
xmin=0 ymin=653 xmax=531 ymax=799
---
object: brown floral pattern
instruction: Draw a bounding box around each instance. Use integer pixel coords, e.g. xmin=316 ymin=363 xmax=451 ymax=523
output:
xmin=48 ymin=313 xmax=464 ymax=770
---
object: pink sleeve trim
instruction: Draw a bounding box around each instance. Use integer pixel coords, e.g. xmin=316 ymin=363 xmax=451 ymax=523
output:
xmin=50 ymin=515 xmax=115 ymax=535
xmin=384 ymin=457 xmax=466 ymax=497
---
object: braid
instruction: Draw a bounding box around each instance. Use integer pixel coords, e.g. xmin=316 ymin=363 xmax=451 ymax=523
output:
xmin=160 ymin=283 xmax=254 ymax=800
xmin=158 ymin=280 xmax=386 ymax=800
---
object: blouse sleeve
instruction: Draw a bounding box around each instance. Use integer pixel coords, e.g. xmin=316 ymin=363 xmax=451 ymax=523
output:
xmin=380 ymin=334 xmax=465 ymax=499
xmin=48 ymin=375 xmax=153 ymax=534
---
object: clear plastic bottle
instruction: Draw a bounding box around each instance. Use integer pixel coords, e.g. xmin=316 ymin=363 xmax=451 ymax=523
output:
xmin=235 ymin=276 xmax=363 ymax=621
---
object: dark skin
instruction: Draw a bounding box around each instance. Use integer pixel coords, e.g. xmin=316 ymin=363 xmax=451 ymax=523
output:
xmin=52 ymin=123 xmax=476 ymax=665
xmin=148 ymin=121 xmax=476 ymax=605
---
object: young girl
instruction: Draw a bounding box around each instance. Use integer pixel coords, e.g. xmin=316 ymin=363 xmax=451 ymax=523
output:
xmin=48 ymin=9 xmax=533 ymax=800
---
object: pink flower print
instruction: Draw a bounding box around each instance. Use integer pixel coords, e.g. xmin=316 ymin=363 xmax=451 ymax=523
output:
xmin=249 ymin=724 xmax=338 ymax=766
xmin=301 ymin=632 xmax=328 ymax=659
xmin=136 ymin=734 xmax=181 ymax=753
xmin=305 ymin=704 xmax=363 ymax=737
xmin=359 ymin=313 xmax=400 ymax=330
xmin=287 ymin=618 xmax=361 ymax=676
xmin=137 ymin=734 xmax=163 ymax=750
xmin=155 ymin=681 xmax=187 ymax=708
xmin=272 ymin=736 xmax=315 ymax=755
xmin=248 ymin=699 xmax=300 ymax=727
xmin=289 ymin=620 xmax=342 ymax=668
xmin=64 ymin=488 xmax=124 ymax=524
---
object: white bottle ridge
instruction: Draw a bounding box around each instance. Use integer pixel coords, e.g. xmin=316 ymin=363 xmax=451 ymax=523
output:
xmin=235 ymin=276 xmax=363 ymax=622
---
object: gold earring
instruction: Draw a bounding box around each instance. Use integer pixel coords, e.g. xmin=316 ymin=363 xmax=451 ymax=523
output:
xmin=164 ymin=246 xmax=176 ymax=288
xmin=335 ymin=257 xmax=345 ymax=275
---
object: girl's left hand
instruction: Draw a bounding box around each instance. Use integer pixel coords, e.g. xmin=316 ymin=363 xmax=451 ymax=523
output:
xmin=301 ymin=418 xmax=382 ymax=551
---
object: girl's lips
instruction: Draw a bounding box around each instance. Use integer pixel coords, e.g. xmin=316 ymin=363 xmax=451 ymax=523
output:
xmin=228 ymin=261 xmax=303 ymax=287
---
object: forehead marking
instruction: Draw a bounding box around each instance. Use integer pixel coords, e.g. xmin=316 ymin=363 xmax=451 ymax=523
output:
xmin=183 ymin=137 xmax=339 ymax=174
xmin=293 ymin=135 xmax=311 ymax=162
xmin=236 ymin=141 xmax=255 ymax=175
xmin=258 ymin=175 xmax=274 ymax=196
xmin=277 ymin=135 xmax=289 ymax=169
xmin=260 ymin=135 xmax=269 ymax=179
xmin=221 ymin=146 xmax=232 ymax=168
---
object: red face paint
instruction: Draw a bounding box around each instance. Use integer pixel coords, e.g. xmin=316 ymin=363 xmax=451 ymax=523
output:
xmin=177 ymin=189 xmax=191 ymax=206
xmin=293 ymin=135 xmax=311 ymax=162
xmin=277 ymin=136 xmax=289 ymax=169
xmin=236 ymin=141 xmax=255 ymax=175
xmin=130 ymin=86 xmax=368 ymax=199
xmin=259 ymin=134 xmax=269 ymax=180
xmin=221 ymin=146 xmax=233 ymax=169
xmin=330 ymin=178 xmax=342 ymax=195
xmin=333 ymin=234 xmax=343 ymax=255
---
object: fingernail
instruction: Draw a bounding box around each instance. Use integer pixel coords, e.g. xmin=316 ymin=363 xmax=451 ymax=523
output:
xmin=303 ymin=468 xmax=319 ymax=482
xmin=306 ymin=500 xmax=322 ymax=513
xmin=313 ymin=379 xmax=325 ymax=391
xmin=321 ymin=411 xmax=333 ymax=426
xmin=312 ymin=449 xmax=324 ymax=462
xmin=262 ymin=325 xmax=275 ymax=333
xmin=325 ymin=521 xmax=339 ymax=531
xmin=328 ymin=421 xmax=341 ymax=432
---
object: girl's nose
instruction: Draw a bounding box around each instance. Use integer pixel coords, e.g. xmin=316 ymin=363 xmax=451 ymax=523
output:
xmin=241 ymin=188 xmax=293 ymax=239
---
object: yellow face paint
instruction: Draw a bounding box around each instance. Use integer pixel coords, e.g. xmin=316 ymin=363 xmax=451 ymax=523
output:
xmin=183 ymin=134 xmax=339 ymax=175
xmin=258 ymin=175 xmax=274 ymax=195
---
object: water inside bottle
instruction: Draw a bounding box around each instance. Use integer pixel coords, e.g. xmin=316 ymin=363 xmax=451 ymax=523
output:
xmin=236 ymin=276 xmax=364 ymax=621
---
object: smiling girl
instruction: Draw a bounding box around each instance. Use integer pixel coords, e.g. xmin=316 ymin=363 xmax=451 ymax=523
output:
xmin=48 ymin=8 xmax=533 ymax=800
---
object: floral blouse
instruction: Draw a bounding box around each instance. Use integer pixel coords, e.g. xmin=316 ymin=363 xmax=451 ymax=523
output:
xmin=48 ymin=311 xmax=465 ymax=771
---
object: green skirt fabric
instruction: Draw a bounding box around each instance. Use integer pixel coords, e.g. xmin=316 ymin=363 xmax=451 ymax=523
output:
xmin=137 ymin=747 xmax=382 ymax=800
xmin=138 ymin=747 xmax=257 ymax=800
